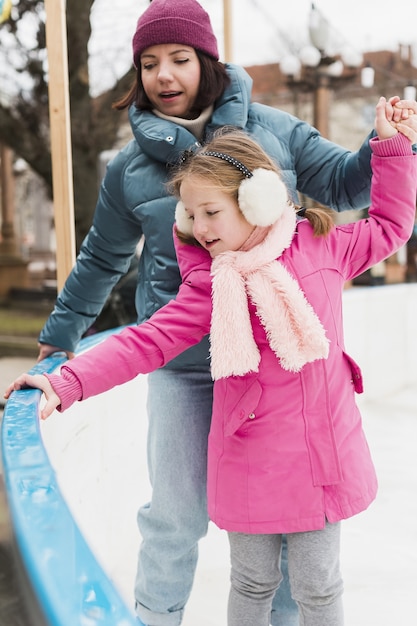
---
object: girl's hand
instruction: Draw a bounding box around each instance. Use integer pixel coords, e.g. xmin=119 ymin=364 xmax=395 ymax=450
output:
xmin=4 ymin=373 xmax=61 ymax=420
xmin=375 ymin=97 xmax=398 ymax=140
xmin=375 ymin=97 xmax=417 ymax=144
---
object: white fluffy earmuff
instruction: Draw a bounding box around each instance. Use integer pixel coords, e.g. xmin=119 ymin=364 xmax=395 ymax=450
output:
xmin=238 ymin=168 xmax=288 ymax=227
xmin=175 ymin=200 xmax=193 ymax=236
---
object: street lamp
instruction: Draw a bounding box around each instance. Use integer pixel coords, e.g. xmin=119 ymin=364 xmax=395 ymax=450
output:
xmin=404 ymin=84 xmax=417 ymax=100
xmin=280 ymin=4 xmax=372 ymax=138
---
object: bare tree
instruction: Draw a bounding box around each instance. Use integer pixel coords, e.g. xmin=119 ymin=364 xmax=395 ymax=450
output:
xmin=0 ymin=0 xmax=135 ymax=249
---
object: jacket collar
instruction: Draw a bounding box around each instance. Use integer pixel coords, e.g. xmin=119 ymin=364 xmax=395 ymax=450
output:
xmin=127 ymin=64 xmax=252 ymax=165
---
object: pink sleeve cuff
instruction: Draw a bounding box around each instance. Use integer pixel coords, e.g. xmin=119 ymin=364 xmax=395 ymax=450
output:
xmin=370 ymin=133 xmax=413 ymax=157
xmin=44 ymin=367 xmax=83 ymax=412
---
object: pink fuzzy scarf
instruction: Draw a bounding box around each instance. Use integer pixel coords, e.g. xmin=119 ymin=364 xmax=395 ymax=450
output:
xmin=210 ymin=205 xmax=329 ymax=379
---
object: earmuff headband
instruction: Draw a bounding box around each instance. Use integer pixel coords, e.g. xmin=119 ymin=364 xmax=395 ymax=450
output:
xmin=175 ymin=149 xmax=291 ymax=234
xmin=200 ymin=151 xmax=253 ymax=179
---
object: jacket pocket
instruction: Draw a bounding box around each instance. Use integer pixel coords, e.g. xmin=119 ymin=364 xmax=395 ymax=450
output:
xmin=222 ymin=377 xmax=263 ymax=437
xmin=343 ymin=351 xmax=363 ymax=393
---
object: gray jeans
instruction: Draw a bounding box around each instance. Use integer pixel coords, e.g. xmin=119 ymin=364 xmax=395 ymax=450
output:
xmin=228 ymin=521 xmax=344 ymax=626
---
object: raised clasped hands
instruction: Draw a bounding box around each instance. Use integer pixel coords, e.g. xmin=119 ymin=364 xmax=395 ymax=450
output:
xmin=376 ymin=96 xmax=417 ymax=143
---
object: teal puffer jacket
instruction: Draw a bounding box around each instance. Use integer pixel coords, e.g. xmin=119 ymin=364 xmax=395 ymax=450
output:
xmin=39 ymin=63 xmax=373 ymax=368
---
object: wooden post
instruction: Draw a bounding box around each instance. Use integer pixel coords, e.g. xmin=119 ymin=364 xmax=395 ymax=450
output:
xmin=223 ymin=0 xmax=232 ymax=62
xmin=0 ymin=143 xmax=18 ymax=256
xmin=0 ymin=143 xmax=29 ymax=298
xmin=44 ymin=0 xmax=76 ymax=291
xmin=313 ymin=72 xmax=331 ymax=139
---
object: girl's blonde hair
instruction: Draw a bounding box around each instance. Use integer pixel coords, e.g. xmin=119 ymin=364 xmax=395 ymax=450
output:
xmin=169 ymin=130 xmax=334 ymax=243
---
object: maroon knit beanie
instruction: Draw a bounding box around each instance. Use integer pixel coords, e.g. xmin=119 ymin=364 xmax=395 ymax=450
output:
xmin=132 ymin=0 xmax=219 ymax=67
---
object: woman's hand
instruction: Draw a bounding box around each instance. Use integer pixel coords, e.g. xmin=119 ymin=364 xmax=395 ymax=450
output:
xmin=392 ymin=99 xmax=417 ymax=144
xmin=37 ymin=342 xmax=75 ymax=362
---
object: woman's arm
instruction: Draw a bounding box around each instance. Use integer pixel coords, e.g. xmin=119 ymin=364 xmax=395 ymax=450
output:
xmin=39 ymin=151 xmax=143 ymax=354
xmin=291 ymin=97 xmax=415 ymax=213
xmin=324 ymin=122 xmax=417 ymax=279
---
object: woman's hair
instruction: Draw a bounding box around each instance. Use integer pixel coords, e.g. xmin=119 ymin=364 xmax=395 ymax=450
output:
xmin=113 ymin=51 xmax=230 ymax=112
xmin=169 ymin=130 xmax=335 ymax=244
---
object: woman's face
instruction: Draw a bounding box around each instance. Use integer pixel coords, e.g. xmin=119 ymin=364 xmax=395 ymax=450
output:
xmin=140 ymin=44 xmax=201 ymax=119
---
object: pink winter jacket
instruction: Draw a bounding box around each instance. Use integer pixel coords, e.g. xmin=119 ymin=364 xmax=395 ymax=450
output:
xmin=49 ymin=134 xmax=417 ymax=534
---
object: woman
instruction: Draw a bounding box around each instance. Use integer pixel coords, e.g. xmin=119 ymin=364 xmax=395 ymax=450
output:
xmin=34 ymin=1 xmax=402 ymax=624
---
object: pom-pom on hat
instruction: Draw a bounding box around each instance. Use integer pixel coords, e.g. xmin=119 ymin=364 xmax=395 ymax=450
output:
xmin=132 ymin=0 xmax=219 ymax=68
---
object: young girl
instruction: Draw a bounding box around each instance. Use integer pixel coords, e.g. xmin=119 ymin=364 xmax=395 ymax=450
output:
xmin=5 ymin=97 xmax=417 ymax=626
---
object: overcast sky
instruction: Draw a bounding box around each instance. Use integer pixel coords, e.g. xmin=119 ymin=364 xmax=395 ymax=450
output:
xmin=89 ymin=0 xmax=417 ymax=95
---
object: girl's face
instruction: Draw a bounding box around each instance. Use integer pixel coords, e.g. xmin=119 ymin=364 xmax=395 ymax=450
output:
xmin=140 ymin=44 xmax=201 ymax=119
xmin=180 ymin=177 xmax=254 ymax=258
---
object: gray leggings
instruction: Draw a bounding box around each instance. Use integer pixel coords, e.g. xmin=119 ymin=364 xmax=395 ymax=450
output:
xmin=228 ymin=522 xmax=344 ymax=626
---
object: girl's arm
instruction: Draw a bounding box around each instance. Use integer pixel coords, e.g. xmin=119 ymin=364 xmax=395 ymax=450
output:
xmin=4 ymin=263 xmax=212 ymax=419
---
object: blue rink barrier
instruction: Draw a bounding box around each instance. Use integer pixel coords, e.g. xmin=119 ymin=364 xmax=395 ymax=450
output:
xmin=1 ymin=329 xmax=137 ymax=626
